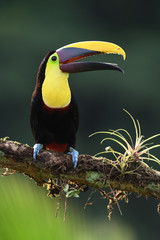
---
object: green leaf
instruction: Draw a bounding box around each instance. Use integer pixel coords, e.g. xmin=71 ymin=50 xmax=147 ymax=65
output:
xmin=63 ymin=184 xmax=69 ymax=193
xmin=66 ymin=190 xmax=80 ymax=198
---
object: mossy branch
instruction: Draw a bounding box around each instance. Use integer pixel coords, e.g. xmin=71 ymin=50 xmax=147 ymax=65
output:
xmin=0 ymin=138 xmax=160 ymax=201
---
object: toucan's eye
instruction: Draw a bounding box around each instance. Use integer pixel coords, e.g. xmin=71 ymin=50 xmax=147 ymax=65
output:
xmin=51 ymin=56 xmax=57 ymax=61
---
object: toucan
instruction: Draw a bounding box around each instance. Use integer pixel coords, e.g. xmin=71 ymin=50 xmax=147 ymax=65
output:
xmin=30 ymin=41 xmax=126 ymax=168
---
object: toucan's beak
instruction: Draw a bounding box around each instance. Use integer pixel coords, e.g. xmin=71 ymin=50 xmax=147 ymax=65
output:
xmin=56 ymin=41 xmax=126 ymax=74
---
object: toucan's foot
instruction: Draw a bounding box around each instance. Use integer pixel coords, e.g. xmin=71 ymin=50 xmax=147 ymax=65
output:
xmin=68 ymin=147 xmax=79 ymax=168
xmin=33 ymin=143 xmax=43 ymax=161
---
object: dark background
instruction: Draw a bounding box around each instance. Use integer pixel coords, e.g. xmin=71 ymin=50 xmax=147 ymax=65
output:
xmin=0 ymin=1 xmax=160 ymax=239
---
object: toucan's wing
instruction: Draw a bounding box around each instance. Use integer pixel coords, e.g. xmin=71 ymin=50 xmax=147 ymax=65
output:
xmin=70 ymin=92 xmax=79 ymax=133
xmin=30 ymin=91 xmax=42 ymax=142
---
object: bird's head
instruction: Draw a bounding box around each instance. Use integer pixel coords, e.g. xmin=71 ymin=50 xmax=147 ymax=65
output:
xmin=37 ymin=41 xmax=126 ymax=108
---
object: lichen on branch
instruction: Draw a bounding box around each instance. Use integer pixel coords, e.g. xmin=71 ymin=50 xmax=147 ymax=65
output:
xmin=0 ymin=138 xmax=160 ymax=199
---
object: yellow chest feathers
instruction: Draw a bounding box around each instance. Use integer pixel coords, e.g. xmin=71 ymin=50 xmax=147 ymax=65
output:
xmin=42 ymin=63 xmax=71 ymax=108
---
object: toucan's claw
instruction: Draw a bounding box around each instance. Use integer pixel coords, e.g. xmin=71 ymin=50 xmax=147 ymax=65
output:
xmin=33 ymin=143 xmax=43 ymax=161
xmin=68 ymin=147 xmax=79 ymax=168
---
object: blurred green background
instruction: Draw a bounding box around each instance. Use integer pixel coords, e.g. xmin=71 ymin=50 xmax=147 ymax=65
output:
xmin=0 ymin=0 xmax=160 ymax=239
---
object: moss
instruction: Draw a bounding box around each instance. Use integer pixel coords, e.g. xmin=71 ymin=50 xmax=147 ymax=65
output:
xmin=0 ymin=137 xmax=9 ymax=142
xmin=0 ymin=151 xmax=5 ymax=157
xmin=147 ymin=182 xmax=160 ymax=192
xmin=86 ymin=171 xmax=106 ymax=187
xmin=13 ymin=141 xmax=21 ymax=145
xmin=39 ymin=170 xmax=42 ymax=178
xmin=0 ymin=151 xmax=7 ymax=162
xmin=25 ymin=143 xmax=30 ymax=147
xmin=24 ymin=157 xmax=32 ymax=162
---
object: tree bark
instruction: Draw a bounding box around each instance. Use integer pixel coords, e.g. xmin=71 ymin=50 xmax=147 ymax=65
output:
xmin=0 ymin=138 xmax=160 ymax=201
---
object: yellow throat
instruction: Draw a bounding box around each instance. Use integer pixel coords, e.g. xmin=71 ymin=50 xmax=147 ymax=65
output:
xmin=42 ymin=53 xmax=71 ymax=108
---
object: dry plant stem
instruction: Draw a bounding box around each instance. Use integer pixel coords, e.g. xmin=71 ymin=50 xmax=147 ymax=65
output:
xmin=0 ymin=139 xmax=160 ymax=200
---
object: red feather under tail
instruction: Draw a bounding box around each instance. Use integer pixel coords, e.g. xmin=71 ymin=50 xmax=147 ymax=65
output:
xmin=45 ymin=142 xmax=68 ymax=153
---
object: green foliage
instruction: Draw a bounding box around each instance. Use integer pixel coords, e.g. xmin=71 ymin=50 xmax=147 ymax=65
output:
xmin=0 ymin=174 xmax=136 ymax=240
xmin=63 ymin=184 xmax=80 ymax=198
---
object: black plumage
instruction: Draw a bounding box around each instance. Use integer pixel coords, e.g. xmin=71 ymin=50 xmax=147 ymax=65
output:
xmin=30 ymin=51 xmax=79 ymax=152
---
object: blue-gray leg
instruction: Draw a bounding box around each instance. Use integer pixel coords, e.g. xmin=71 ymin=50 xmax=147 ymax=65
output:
xmin=33 ymin=143 xmax=43 ymax=161
xmin=68 ymin=147 xmax=79 ymax=168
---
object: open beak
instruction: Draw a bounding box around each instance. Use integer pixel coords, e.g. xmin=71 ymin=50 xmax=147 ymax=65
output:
xmin=56 ymin=41 xmax=126 ymax=74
